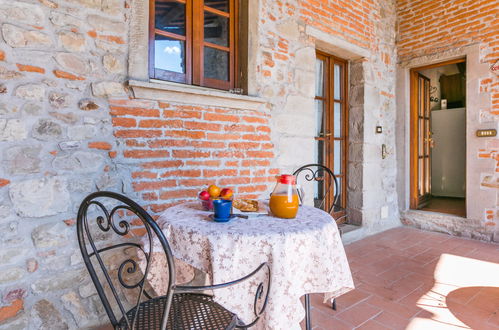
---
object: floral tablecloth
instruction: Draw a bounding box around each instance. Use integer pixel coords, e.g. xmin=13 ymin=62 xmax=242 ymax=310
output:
xmin=153 ymin=201 xmax=354 ymax=330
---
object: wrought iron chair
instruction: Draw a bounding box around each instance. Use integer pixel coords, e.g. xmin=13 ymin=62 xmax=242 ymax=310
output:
xmin=293 ymin=164 xmax=344 ymax=328
xmin=293 ymin=163 xmax=346 ymax=223
xmin=77 ymin=191 xmax=270 ymax=329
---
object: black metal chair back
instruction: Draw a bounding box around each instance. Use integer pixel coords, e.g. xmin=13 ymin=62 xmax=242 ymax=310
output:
xmin=77 ymin=191 xmax=176 ymax=329
xmin=293 ymin=164 xmax=339 ymax=214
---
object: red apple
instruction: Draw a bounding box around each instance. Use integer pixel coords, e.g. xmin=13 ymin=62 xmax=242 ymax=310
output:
xmin=198 ymin=190 xmax=210 ymax=201
xmin=220 ymin=188 xmax=233 ymax=199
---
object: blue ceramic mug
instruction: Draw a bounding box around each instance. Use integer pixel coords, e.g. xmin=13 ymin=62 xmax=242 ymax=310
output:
xmin=213 ymin=199 xmax=232 ymax=221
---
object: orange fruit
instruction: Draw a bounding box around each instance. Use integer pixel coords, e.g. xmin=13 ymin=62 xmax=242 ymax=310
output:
xmin=207 ymin=185 xmax=221 ymax=198
xmin=220 ymin=188 xmax=233 ymax=199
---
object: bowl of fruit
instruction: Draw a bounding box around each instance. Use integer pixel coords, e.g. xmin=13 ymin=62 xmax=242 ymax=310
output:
xmin=198 ymin=185 xmax=233 ymax=211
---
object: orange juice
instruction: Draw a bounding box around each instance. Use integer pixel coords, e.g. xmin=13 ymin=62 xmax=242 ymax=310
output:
xmin=269 ymin=194 xmax=299 ymax=219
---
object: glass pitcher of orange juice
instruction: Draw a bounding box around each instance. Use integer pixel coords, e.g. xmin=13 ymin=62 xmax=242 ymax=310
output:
xmin=269 ymin=174 xmax=300 ymax=219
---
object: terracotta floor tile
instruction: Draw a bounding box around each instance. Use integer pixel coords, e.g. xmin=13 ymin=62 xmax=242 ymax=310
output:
xmin=335 ymin=301 xmax=382 ymax=327
xmin=466 ymin=287 xmax=499 ymax=314
xmin=487 ymin=310 xmax=499 ymax=328
xmin=331 ymin=288 xmax=371 ymax=311
xmin=304 ymin=227 xmax=499 ymax=330
xmin=308 ymin=293 xmax=337 ymax=315
xmin=365 ymin=294 xmax=421 ymax=319
xmin=356 ymin=319 xmax=390 ymax=330
xmin=373 ymin=310 xmax=409 ymax=329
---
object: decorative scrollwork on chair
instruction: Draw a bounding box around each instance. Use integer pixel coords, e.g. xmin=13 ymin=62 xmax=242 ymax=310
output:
xmin=77 ymin=191 xmax=270 ymax=330
xmin=293 ymin=164 xmax=345 ymax=220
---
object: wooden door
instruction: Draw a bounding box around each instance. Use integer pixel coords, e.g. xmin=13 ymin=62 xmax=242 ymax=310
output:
xmin=315 ymin=52 xmax=348 ymax=222
xmin=412 ymin=73 xmax=432 ymax=208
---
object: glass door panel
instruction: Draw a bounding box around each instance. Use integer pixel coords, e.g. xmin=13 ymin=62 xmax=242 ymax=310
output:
xmin=315 ymin=52 xmax=348 ymax=222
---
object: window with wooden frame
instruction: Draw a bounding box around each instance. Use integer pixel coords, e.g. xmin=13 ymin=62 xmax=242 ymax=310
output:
xmin=149 ymin=0 xmax=237 ymax=91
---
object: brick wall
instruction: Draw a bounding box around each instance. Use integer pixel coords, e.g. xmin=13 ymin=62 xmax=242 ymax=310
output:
xmin=397 ymin=0 xmax=498 ymax=111
xmin=298 ymin=0 xmax=377 ymax=49
xmin=397 ymin=0 xmax=499 ymax=227
xmin=109 ymin=98 xmax=277 ymax=214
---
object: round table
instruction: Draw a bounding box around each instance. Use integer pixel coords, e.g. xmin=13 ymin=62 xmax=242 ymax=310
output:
xmin=154 ymin=201 xmax=354 ymax=330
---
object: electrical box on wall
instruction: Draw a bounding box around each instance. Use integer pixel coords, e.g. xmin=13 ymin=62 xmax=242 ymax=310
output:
xmin=376 ymin=126 xmax=382 ymax=134
xmin=476 ymin=129 xmax=497 ymax=137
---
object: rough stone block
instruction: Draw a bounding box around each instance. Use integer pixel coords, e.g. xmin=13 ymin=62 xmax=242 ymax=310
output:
xmin=88 ymin=14 xmax=125 ymax=33
xmin=49 ymin=112 xmax=78 ymax=124
xmin=294 ymin=47 xmax=315 ymax=71
xmin=0 ymin=267 xmax=25 ymax=284
xmin=0 ymin=248 xmax=28 ymax=265
xmin=55 ymin=53 xmax=89 ymax=75
xmin=30 ymin=300 xmax=68 ymax=330
xmin=66 ymin=0 xmax=101 ymax=9
xmin=275 ymin=114 xmax=315 ymax=135
xmin=32 ymin=119 xmax=63 ymax=141
xmin=49 ymin=92 xmax=71 ymax=108
xmin=278 ymin=136 xmax=314 ymax=168
xmin=0 ymin=66 xmax=23 ymax=79
xmin=101 ymin=0 xmax=122 ymax=15
xmin=294 ymin=69 xmax=315 ymax=97
xmin=31 ymin=270 xmax=85 ymax=293
xmin=0 ymin=102 xmax=19 ymax=116
xmin=103 ymin=54 xmax=124 ymax=73
xmin=78 ymin=282 xmax=97 ymax=299
xmin=78 ymin=99 xmax=100 ymax=111
xmin=67 ymin=177 xmax=94 ymax=193
xmin=22 ymin=102 xmax=42 ymax=115
xmin=0 ymin=2 xmax=45 ymax=26
xmin=53 ymin=152 xmax=103 ymax=173
xmin=2 ymin=24 xmax=52 ymax=48
xmin=282 ymin=95 xmax=314 ymax=114
xmin=91 ymin=81 xmax=127 ymax=97
xmin=0 ymin=119 xmax=27 ymax=141
xmin=67 ymin=125 xmax=97 ymax=140
xmin=58 ymin=31 xmax=85 ymax=52
xmin=61 ymin=291 xmax=90 ymax=327
xmin=0 ymin=221 xmax=23 ymax=246
xmin=276 ymin=19 xmax=300 ymax=40
xmin=50 ymin=12 xmax=81 ymax=27
xmin=9 ymin=177 xmax=70 ymax=217
xmin=14 ymin=83 xmax=45 ymax=101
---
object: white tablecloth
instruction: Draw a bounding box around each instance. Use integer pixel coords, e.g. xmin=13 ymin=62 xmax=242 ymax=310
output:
xmin=154 ymin=202 xmax=354 ymax=330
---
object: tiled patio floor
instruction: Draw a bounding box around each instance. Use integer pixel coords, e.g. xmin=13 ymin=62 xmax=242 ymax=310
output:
xmin=303 ymin=227 xmax=499 ymax=329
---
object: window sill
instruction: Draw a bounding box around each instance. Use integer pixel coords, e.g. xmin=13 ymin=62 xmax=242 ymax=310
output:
xmin=128 ymin=80 xmax=267 ymax=111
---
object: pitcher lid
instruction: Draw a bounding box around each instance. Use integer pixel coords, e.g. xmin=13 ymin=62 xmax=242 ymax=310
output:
xmin=279 ymin=174 xmax=295 ymax=185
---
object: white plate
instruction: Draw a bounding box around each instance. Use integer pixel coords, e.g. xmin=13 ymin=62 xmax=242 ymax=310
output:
xmin=232 ymin=200 xmax=269 ymax=217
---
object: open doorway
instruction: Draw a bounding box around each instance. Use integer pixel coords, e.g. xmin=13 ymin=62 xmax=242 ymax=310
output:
xmin=410 ymin=59 xmax=466 ymax=217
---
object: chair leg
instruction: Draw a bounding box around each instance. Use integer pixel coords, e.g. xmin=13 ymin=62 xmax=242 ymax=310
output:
xmin=305 ymin=294 xmax=311 ymax=330
xmin=331 ymin=298 xmax=337 ymax=310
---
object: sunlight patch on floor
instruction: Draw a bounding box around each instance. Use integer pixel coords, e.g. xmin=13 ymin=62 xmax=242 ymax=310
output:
xmin=407 ymin=253 xmax=499 ymax=329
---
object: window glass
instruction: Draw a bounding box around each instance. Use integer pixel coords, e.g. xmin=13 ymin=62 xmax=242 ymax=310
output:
xmin=204 ymin=11 xmax=229 ymax=47
xmin=152 ymin=0 xmax=235 ymax=89
xmin=334 ymin=64 xmax=341 ymax=99
xmin=315 ymin=59 xmax=324 ymax=97
xmin=334 ymin=140 xmax=341 ymax=174
xmin=334 ymin=102 xmax=341 ymax=138
xmin=155 ymin=36 xmax=185 ymax=74
xmin=205 ymin=0 xmax=229 ymax=12
xmin=155 ymin=0 xmax=186 ymax=36
xmin=204 ymin=47 xmax=228 ymax=80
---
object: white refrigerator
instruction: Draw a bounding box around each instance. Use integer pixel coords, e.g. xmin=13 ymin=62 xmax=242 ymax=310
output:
xmin=430 ymin=108 xmax=466 ymax=198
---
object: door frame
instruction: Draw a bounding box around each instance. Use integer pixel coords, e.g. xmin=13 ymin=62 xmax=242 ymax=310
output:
xmin=409 ymin=57 xmax=466 ymax=210
xmin=315 ymin=50 xmax=349 ymax=219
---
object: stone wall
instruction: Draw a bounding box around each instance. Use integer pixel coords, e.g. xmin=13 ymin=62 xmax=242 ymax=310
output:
xmin=0 ymin=0 xmax=130 ymax=327
xmin=396 ymin=0 xmax=499 ymax=238
xmin=0 ymin=0 xmax=445 ymax=327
